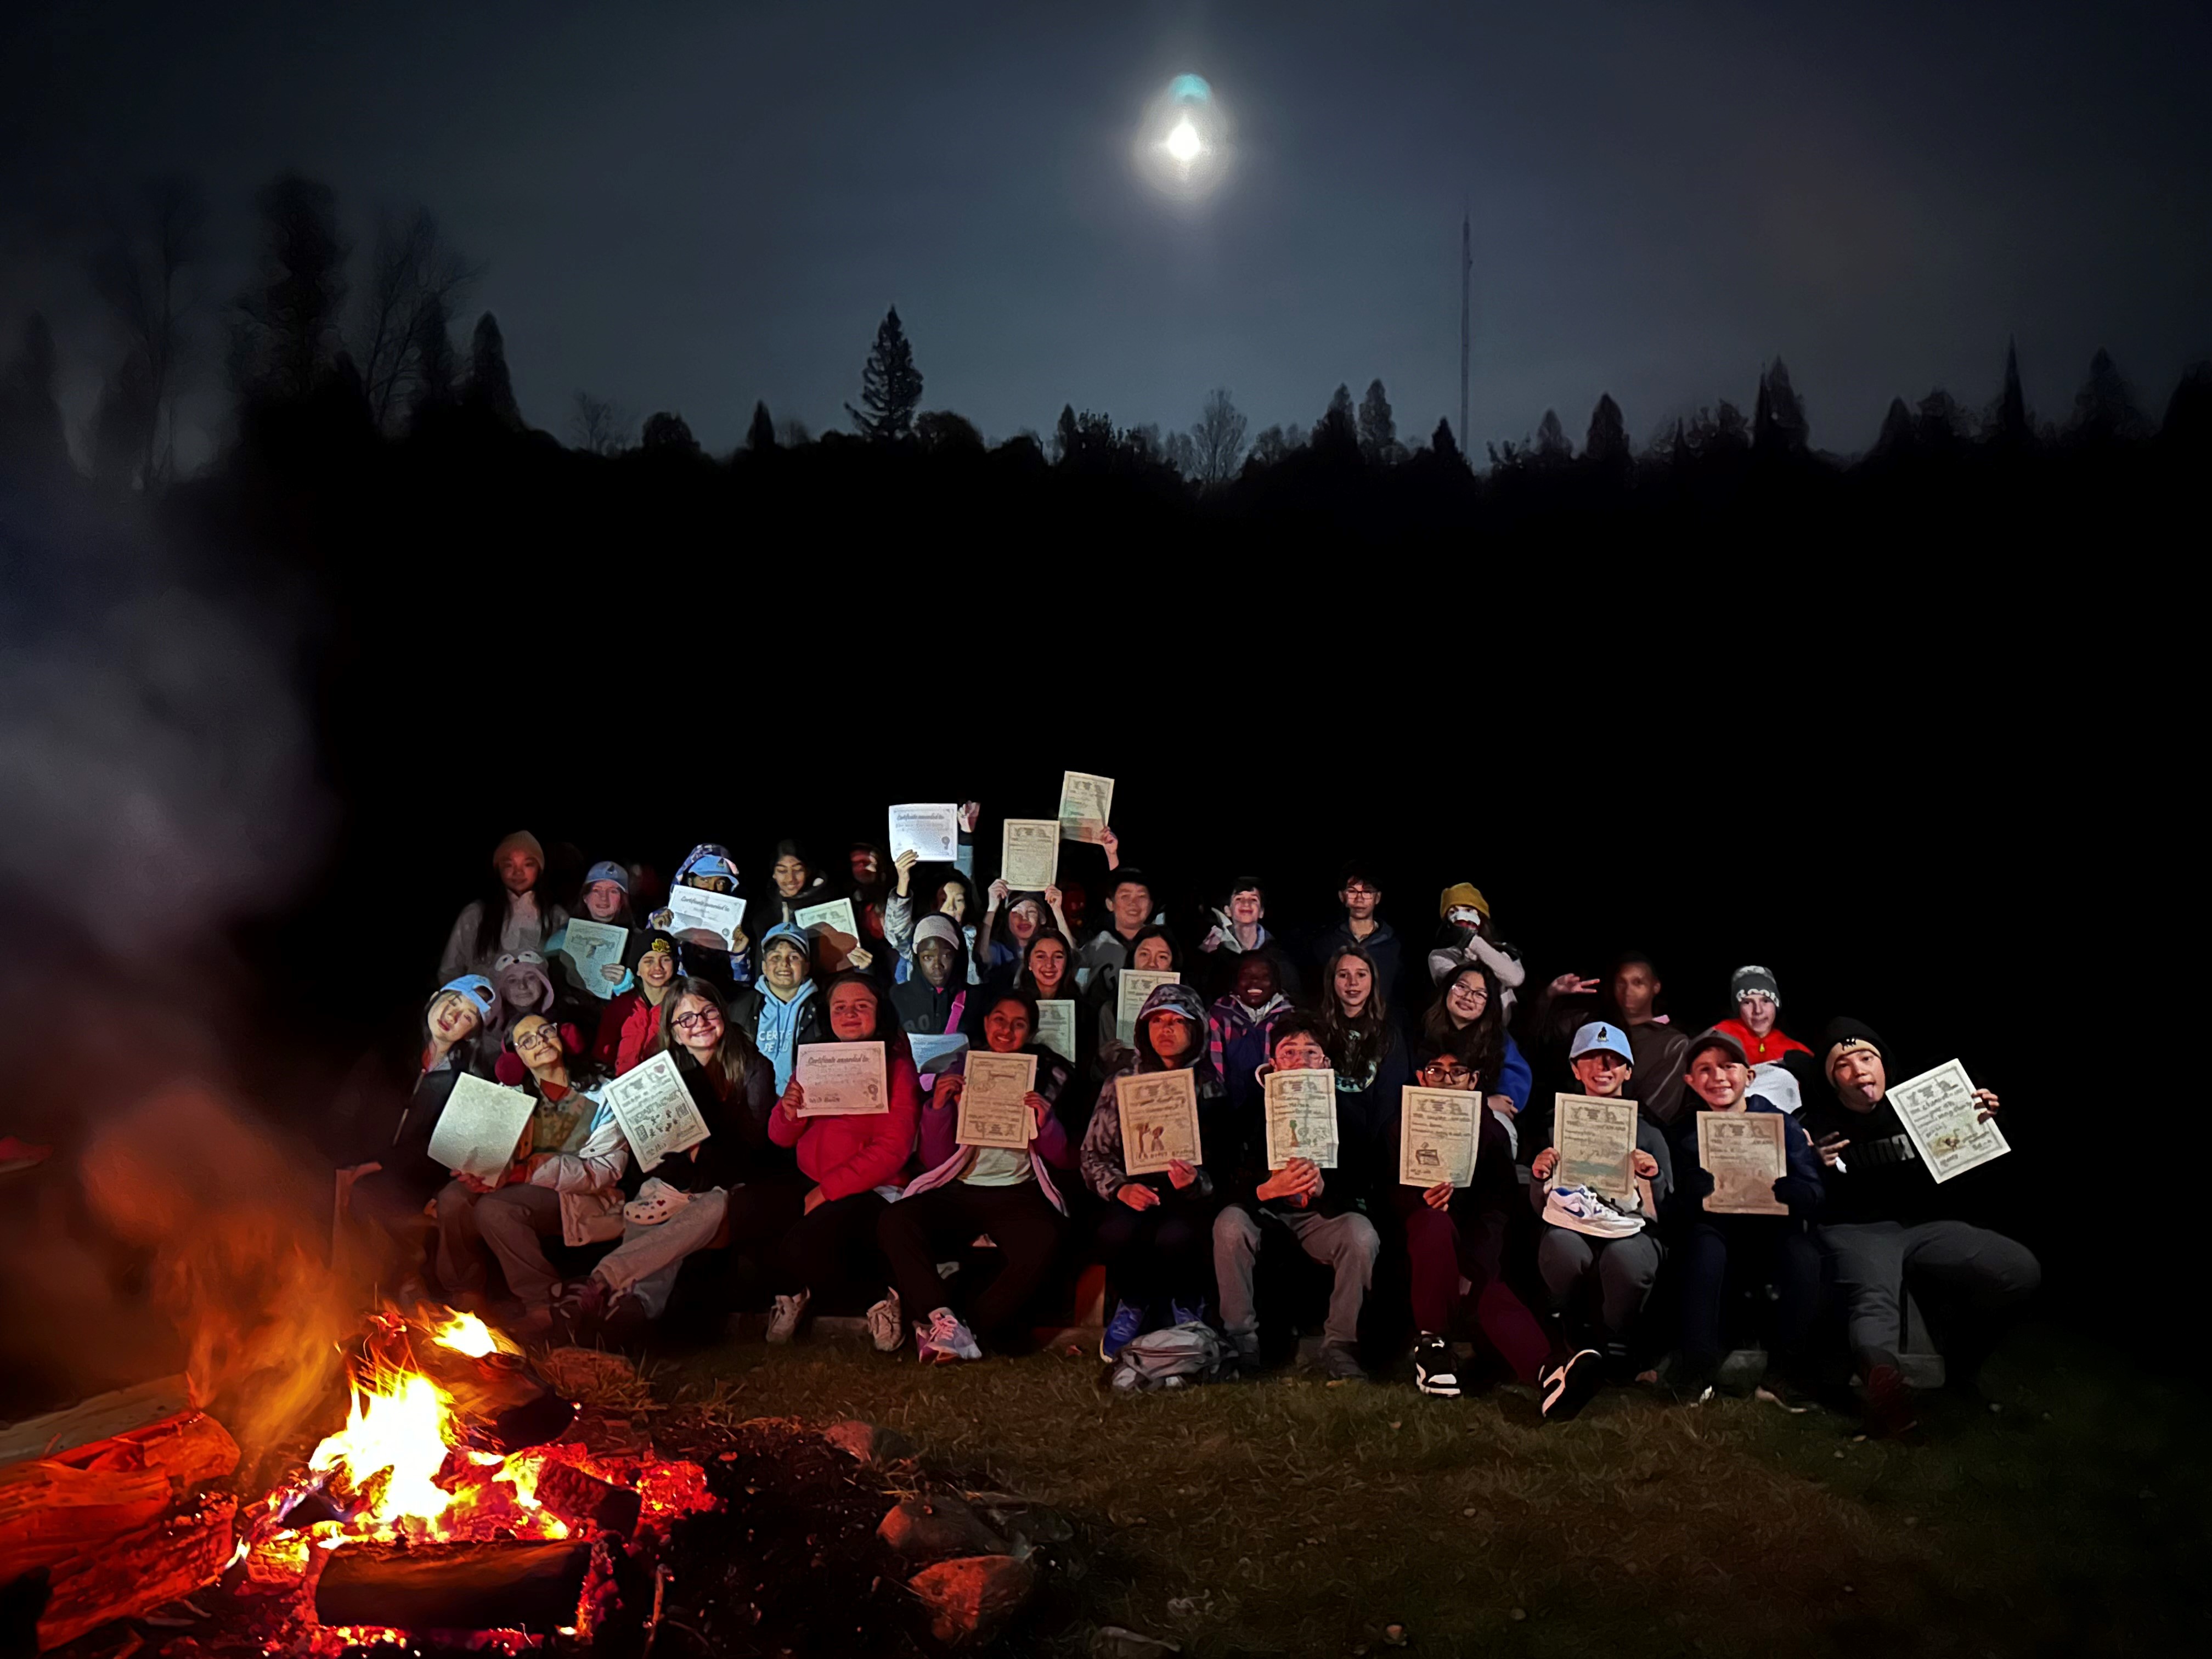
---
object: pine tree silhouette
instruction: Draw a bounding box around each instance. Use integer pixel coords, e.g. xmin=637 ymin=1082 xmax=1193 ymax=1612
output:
xmin=848 ymin=306 xmax=923 ymax=441
xmin=464 ymin=312 xmax=521 ymax=427
xmin=747 ymin=400 xmax=778 ymax=452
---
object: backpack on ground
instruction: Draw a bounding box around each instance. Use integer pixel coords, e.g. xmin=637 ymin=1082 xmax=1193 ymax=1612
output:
xmin=1108 ymin=1322 xmax=1231 ymax=1392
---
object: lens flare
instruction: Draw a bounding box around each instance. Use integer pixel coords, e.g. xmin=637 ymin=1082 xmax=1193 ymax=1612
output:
xmin=1165 ymin=119 xmax=1203 ymax=165
xmin=1136 ymin=73 xmax=1232 ymax=202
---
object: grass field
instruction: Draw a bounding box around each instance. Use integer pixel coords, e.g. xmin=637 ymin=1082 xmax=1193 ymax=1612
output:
xmin=651 ymin=1323 xmax=2205 ymax=1657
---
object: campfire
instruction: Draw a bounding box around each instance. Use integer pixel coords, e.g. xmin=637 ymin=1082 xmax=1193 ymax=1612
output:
xmin=3 ymin=1305 xmax=713 ymax=1655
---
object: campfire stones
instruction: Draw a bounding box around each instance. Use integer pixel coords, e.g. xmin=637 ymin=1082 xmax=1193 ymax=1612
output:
xmin=822 ymin=1420 xmax=917 ymax=1469
xmin=907 ymin=1553 xmax=1037 ymax=1648
xmin=877 ymin=1494 xmax=1007 ymax=1562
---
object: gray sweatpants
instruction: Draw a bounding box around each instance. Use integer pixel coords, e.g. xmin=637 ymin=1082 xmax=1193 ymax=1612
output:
xmin=472 ymin=1183 xmax=567 ymax=1307
xmin=1214 ymin=1205 xmax=1380 ymax=1349
xmin=591 ymin=1188 xmax=730 ymax=1318
xmin=1819 ymin=1218 xmax=2040 ymax=1379
xmin=1536 ymin=1227 xmax=1663 ymax=1342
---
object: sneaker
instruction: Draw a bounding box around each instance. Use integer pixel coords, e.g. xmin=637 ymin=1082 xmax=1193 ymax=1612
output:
xmin=765 ymin=1289 xmax=810 ymax=1345
xmin=1101 ymin=1299 xmax=1146 ymax=1360
xmin=1540 ymin=1348 xmax=1604 ymax=1420
xmin=1321 ymin=1340 xmax=1368 ymax=1382
xmin=1413 ymin=1334 xmax=1460 ymax=1398
xmin=1169 ymin=1296 xmax=1209 ymax=1329
xmin=915 ymin=1307 xmax=981 ymax=1364
xmin=1864 ymin=1363 xmax=1918 ymax=1438
xmin=866 ymin=1290 xmax=904 ymax=1353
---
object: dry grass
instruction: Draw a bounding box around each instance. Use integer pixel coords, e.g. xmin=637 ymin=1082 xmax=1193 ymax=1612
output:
xmin=651 ymin=1326 xmax=2204 ymax=1657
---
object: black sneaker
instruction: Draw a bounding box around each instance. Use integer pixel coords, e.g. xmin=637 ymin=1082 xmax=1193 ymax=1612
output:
xmin=1540 ymin=1348 xmax=1604 ymax=1421
xmin=1414 ymin=1334 xmax=1461 ymax=1398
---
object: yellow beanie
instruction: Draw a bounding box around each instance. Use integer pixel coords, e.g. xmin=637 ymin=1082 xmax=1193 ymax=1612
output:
xmin=1438 ymin=882 xmax=1490 ymax=919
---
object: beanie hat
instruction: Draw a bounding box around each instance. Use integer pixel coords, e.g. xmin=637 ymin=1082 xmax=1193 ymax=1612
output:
xmin=1683 ymin=1026 xmax=1748 ymax=1069
xmin=493 ymin=830 xmax=545 ymax=869
xmin=1437 ymin=882 xmax=1491 ymax=921
xmin=626 ymin=928 xmax=677 ymax=971
xmin=914 ymin=915 xmax=962 ymax=951
xmin=1820 ymin=1017 xmax=1886 ymax=1080
xmin=1730 ymin=964 xmax=1781 ymax=1006
xmin=1568 ymin=1020 xmax=1634 ymax=1063
xmin=583 ymin=859 xmax=630 ymax=893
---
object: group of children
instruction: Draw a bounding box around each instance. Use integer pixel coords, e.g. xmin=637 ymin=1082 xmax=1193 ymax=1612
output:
xmin=346 ymin=819 xmax=2039 ymax=1434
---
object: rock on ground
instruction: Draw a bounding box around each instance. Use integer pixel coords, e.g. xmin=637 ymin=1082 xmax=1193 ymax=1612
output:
xmin=822 ymin=1418 xmax=918 ymax=1467
xmin=878 ymin=1494 xmax=1007 ymax=1561
xmin=907 ymin=1554 xmax=1036 ymax=1647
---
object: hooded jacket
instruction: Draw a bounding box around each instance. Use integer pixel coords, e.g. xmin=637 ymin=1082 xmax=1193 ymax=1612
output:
xmin=1078 ymin=983 xmax=1223 ymax=1203
xmin=652 ymin=843 xmax=755 ymax=994
xmin=514 ymin=1079 xmax=631 ymax=1245
xmin=733 ymin=980 xmax=827 ymax=1094
xmin=1713 ymin=1017 xmax=1813 ymax=1069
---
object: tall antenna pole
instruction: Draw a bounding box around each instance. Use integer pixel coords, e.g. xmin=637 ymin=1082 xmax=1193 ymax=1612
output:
xmin=1458 ymin=202 xmax=1471 ymax=453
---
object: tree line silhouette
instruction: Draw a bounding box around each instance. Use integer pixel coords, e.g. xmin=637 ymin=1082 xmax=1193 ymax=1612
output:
xmin=3 ymin=168 xmax=2206 ymax=549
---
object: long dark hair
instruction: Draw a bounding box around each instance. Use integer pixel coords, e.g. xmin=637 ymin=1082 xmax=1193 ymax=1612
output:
xmin=1124 ymin=922 xmax=1184 ymax=973
xmin=1420 ymin=959 xmax=1506 ymax=1092
xmin=650 ymin=976 xmax=765 ymax=1098
xmin=1018 ymin=927 xmax=1075 ymax=998
xmin=1316 ymin=944 xmax=1390 ymax=1077
xmin=469 ymin=844 xmax=559 ymax=966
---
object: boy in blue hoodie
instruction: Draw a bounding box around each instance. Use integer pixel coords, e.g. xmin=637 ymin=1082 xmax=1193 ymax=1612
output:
xmin=1666 ymin=1028 xmax=1825 ymax=1403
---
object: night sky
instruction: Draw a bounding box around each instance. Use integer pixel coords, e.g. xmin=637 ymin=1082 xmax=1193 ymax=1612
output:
xmin=7 ymin=0 xmax=2209 ymax=465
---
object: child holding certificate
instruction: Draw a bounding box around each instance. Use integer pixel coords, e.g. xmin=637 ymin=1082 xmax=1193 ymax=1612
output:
xmin=1664 ymin=1029 xmax=1824 ymax=1404
xmin=878 ymin=990 xmax=1077 ymax=1362
xmin=1212 ymin=1016 xmax=1381 ymax=1381
xmin=1798 ymin=1018 xmax=2039 ymax=1435
xmin=1078 ymin=981 xmax=1221 ymax=1360
xmin=765 ymin=973 xmax=922 ymax=1345
xmin=1526 ymin=1021 xmax=1674 ymax=1419
xmin=1391 ymin=1046 xmax=1551 ymax=1403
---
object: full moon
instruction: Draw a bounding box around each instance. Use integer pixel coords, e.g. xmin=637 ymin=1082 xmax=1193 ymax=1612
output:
xmin=1135 ymin=73 xmax=1231 ymax=202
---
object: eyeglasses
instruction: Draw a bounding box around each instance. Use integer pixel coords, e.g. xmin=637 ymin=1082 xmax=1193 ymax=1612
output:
xmin=673 ymin=1011 xmax=722 ymax=1032
xmin=1423 ymin=1066 xmax=1474 ymax=1086
xmin=1448 ymin=983 xmax=1489 ymax=1003
xmin=514 ymin=1026 xmax=560 ymax=1048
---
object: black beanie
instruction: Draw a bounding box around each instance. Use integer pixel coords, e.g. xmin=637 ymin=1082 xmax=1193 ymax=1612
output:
xmin=1819 ymin=1017 xmax=1887 ymax=1080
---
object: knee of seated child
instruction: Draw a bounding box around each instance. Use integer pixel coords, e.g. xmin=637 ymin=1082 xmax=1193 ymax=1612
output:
xmin=1341 ymin=1214 xmax=1380 ymax=1262
xmin=1214 ymin=1205 xmax=1261 ymax=1248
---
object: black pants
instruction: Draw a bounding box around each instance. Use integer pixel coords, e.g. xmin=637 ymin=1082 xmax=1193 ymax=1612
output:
xmin=878 ymin=1181 xmax=1068 ymax=1339
xmin=1676 ymin=1216 xmax=1822 ymax=1388
xmin=1092 ymin=1198 xmax=1212 ymax=1308
xmin=775 ymin=1190 xmax=890 ymax=1301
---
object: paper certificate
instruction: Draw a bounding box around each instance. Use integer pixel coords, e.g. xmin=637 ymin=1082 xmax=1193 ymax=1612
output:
xmin=888 ymin=803 xmax=960 ymax=865
xmin=663 ymin=887 xmax=746 ymax=951
xmin=601 ymin=1050 xmax=712 ymax=1173
xmin=1115 ymin=1069 xmax=1202 ymax=1176
xmin=427 ymin=1074 xmax=537 ymax=1181
xmin=1056 ymin=771 xmax=1115 ymax=845
xmin=1554 ymin=1093 xmax=1639 ymax=1202
xmin=1034 ymin=999 xmax=1077 ymax=1064
xmin=1696 ymin=1111 xmax=1790 ymax=1214
xmin=560 ymin=919 xmax=628 ymax=999
xmin=1001 ymin=819 xmax=1060 ymax=891
xmin=795 ymin=1040 xmax=888 ymax=1116
xmin=794 ymin=897 xmax=860 ymax=974
xmin=909 ymin=1031 xmax=969 ymax=1076
xmin=1263 ymin=1069 xmax=1339 ymax=1169
xmin=1115 ymin=969 xmax=1181 ymax=1043
xmin=1885 ymin=1058 xmax=2010 ymax=1184
xmin=958 ymin=1051 xmax=1037 ymax=1150
xmin=1399 ymin=1087 xmax=1479 ymax=1186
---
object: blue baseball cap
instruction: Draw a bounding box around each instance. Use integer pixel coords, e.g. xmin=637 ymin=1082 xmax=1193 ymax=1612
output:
xmin=583 ymin=859 xmax=630 ymax=891
xmin=1568 ymin=1021 xmax=1633 ymax=1063
xmin=437 ymin=974 xmax=498 ymax=1015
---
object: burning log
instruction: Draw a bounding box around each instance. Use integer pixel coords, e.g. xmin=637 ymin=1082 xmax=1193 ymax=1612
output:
xmin=528 ymin=1462 xmax=641 ymax=1538
xmin=31 ymin=1492 xmax=236 ymax=1651
xmin=313 ymin=1538 xmax=592 ymax=1632
xmin=363 ymin=1312 xmax=577 ymax=1452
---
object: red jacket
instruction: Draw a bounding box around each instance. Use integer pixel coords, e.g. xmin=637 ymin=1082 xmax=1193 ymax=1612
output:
xmin=1714 ymin=1018 xmax=1812 ymax=1068
xmin=768 ymin=1049 xmax=921 ymax=1201
xmin=592 ymin=991 xmax=661 ymax=1076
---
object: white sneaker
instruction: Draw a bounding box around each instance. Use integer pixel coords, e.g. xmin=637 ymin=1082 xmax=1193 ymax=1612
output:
xmin=866 ymin=1290 xmax=904 ymax=1353
xmin=915 ymin=1307 xmax=981 ymax=1364
xmin=765 ymin=1289 xmax=810 ymax=1344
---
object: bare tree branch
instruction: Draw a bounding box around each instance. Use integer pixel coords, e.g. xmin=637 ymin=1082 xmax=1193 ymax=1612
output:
xmin=354 ymin=207 xmax=481 ymax=432
xmin=90 ymin=174 xmax=206 ymax=487
xmin=569 ymin=391 xmax=633 ymax=456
